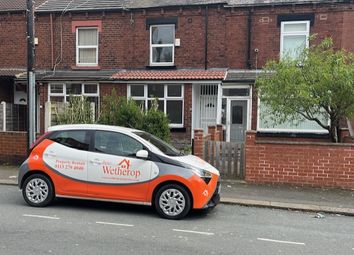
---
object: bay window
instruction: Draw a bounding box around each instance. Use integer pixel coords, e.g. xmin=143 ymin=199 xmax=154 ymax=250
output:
xmin=129 ymin=84 xmax=183 ymax=127
xmin=48 ymin=83 xmax=99 ymax=112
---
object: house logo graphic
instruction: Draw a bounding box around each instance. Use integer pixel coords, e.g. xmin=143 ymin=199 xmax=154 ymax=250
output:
xmin=118 ymin=159 xmax=130 ymax=169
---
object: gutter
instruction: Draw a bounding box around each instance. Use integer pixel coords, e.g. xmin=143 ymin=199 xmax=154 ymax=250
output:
xmin=223 ymin=0 xmax=344 ymax=8
xmin=34 ymin=3 xmax=227 ymax=13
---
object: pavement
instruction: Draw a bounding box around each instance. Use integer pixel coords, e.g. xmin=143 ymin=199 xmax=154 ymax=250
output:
xmin=2 ymin=165 xmax=354 ymax=216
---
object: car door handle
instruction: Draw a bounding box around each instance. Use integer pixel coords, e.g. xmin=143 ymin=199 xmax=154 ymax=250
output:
xmin=45 ymin=150 xmax=56 ymax=158
xmin=90 ymin=159 xmax=102 ymax=165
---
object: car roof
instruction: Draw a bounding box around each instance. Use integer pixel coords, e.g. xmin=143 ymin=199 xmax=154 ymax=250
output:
xmin=48 ymin=124 xmax=141 ymax=134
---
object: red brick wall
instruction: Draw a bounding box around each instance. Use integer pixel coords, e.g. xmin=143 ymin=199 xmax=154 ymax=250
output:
xmin=342 ymin=11 xmax=354 ymax=52
xmin=0 ymin=132 xmax=27 ymax=164
xmin=246 ymin=131 xmax=354 ymax=189
xmin=1 ymin=4 xmax=354 ymax=70
xmin=0 ymin=13 xmax=27 ymax=68
xmin=193 ymin=129 xmax=204 ymax=158
xmin=33 ymin=8 xmax=231 ymax=69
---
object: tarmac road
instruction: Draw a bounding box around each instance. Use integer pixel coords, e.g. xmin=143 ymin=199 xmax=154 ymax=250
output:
xmin=0 ymin=185 xmax=354 ymax=255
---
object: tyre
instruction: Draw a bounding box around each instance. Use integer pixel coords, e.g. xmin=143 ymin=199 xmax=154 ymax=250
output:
xmin=22 ymin=174 xmax=54 ymax=207
xmin=154 ymin=184 xmax=191 ymax=220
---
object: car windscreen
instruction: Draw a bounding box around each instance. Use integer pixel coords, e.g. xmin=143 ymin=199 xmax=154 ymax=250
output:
xmin=133 ymin=132 xmax=182 ymax=157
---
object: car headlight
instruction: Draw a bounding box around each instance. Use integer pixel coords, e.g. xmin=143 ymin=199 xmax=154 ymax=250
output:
xmin=192 ymin=169 xmax=213 ymax=184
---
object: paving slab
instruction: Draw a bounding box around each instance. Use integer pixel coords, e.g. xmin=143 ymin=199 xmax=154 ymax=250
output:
xmin=0 ymin=165 xmax=19 ymax=185
xmin=221 ymin=180 xmax=354 ymax=215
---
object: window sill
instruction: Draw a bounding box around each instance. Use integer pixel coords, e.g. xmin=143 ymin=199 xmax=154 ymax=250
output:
xmin=146 ymin=65 xmax=176 ymax=70
xmin=170 ymin=127 xmax=186 ymax=133
xmin=71 ymin=65 xmax=101 ymax=70
xmin=256 ymin=131 xmax=329 ymax=139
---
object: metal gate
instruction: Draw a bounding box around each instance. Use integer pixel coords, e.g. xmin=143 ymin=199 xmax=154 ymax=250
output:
xmin=199 ymin=84 xmax=218 ymax=132
xmin=203 ymin=140 xmax=245 ymax=179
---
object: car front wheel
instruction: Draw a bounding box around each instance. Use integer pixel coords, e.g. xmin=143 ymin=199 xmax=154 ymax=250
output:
xmin=22 ymin=174 xmax=54 ymax=207
xmin=154 ymin=184 xmax=191 ymax=220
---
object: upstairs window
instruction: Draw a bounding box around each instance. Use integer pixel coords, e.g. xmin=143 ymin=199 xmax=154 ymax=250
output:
xmin=150 ymin=25 xmax=175 ymax=66
xmin=76 ymin=27 xmax=98 ymax=66
xmin=280 ymin=21 xmax=310 ymax=59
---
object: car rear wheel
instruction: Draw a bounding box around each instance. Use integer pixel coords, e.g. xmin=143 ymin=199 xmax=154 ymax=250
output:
xmin=22 ymin=174 xmax=54 ymax=207
xmin=154 ymin=184 xmax=191 ymax=220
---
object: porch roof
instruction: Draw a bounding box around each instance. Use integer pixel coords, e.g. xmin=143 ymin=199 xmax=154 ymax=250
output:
xmin=15 ymin=70 xmax=117 ymax=81
xmin=111 ymin=69 xmax=227 ymax=81
xmin=0 ymin=68 xmax=26 ymax=78
xmin=224 ymin=69 xmax=264 ymax=82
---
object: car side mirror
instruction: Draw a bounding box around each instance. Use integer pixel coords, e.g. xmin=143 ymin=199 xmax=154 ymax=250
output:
xmin=136 ymin=150 xmax=149 ymax=159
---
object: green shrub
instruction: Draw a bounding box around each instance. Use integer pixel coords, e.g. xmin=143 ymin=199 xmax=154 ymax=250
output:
xmin=97 ymin=89 xmax=121 ymax=126
xmin=99 ymin=90 xmax=144 ymax=129
xmin=142 ymin=99 xmax=171 ymax=142
xmin=116 ymin=98 xmax=144 ymax=129
xmin=99 ymin=91 xmax=171 ymax=141
xmin=54 ymin=96 xmax=95 ymax=124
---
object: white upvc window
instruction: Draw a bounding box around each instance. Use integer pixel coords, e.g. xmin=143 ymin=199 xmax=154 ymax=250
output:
xmin=280 ymin=21 xmax=310 ymax=59
xmin=128 ymin=84 xmax=184 ymax=127
xmin=150 ymin=24 xmax=175 ymax=66
xmin=48 ymin=83 xmax=99 ymax=103
xmin=76 ymin=27 xmax=99 ymax=66
xmin=257 ymin=98 xmax=328 ymax=133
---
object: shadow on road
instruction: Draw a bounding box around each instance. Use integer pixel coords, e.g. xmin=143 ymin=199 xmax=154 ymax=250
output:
xmin=50 ymin=197 xmax=217 ymax=220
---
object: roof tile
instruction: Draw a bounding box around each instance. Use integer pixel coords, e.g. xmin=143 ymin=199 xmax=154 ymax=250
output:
xmin=111 ymin=69 xmax=226 ymax=80
xmin=35 ymin=0 xmax=340 ymax=12
xmin=0 ymin=68 xmax=26 ymax=77
xmin=0 ymin=0 xmax=46 ymax=12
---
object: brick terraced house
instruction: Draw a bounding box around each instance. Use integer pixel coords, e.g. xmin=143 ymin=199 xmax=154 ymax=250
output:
xmin=0 ymin=0 xmax=354 ymax=163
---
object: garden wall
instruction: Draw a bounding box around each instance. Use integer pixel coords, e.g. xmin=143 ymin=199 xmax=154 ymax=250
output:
xmin=0 ymin=131 xmax=27 ymax=164
xmin=246 ymin=131 xmax=354 ymax=189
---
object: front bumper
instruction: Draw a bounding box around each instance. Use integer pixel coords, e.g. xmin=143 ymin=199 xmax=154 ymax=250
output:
xmin=205 ymin=180 xmax=221 ymax=208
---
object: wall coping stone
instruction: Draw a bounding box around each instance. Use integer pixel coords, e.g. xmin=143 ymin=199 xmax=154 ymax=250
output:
xmin=254 ymin=140 xmax=354 ymax=147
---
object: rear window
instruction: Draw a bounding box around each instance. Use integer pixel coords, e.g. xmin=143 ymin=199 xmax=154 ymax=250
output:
xmin=50 ymin=130 xmax=90 ymax=151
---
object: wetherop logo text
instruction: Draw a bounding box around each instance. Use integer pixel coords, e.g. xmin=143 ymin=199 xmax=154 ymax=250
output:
xmin=102 ymin=159 xmax=141 ymax=179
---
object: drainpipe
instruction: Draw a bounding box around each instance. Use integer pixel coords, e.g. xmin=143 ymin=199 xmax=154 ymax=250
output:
xmin=204 ymin=5 xmax=208 ymax=70
xmin=347 ymin=118 xmax=354 ymax=137
xmin=50 ymin=13 xmax=54 ymax=69
xmin=246 ymin=9 xmax=252 ymax=69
